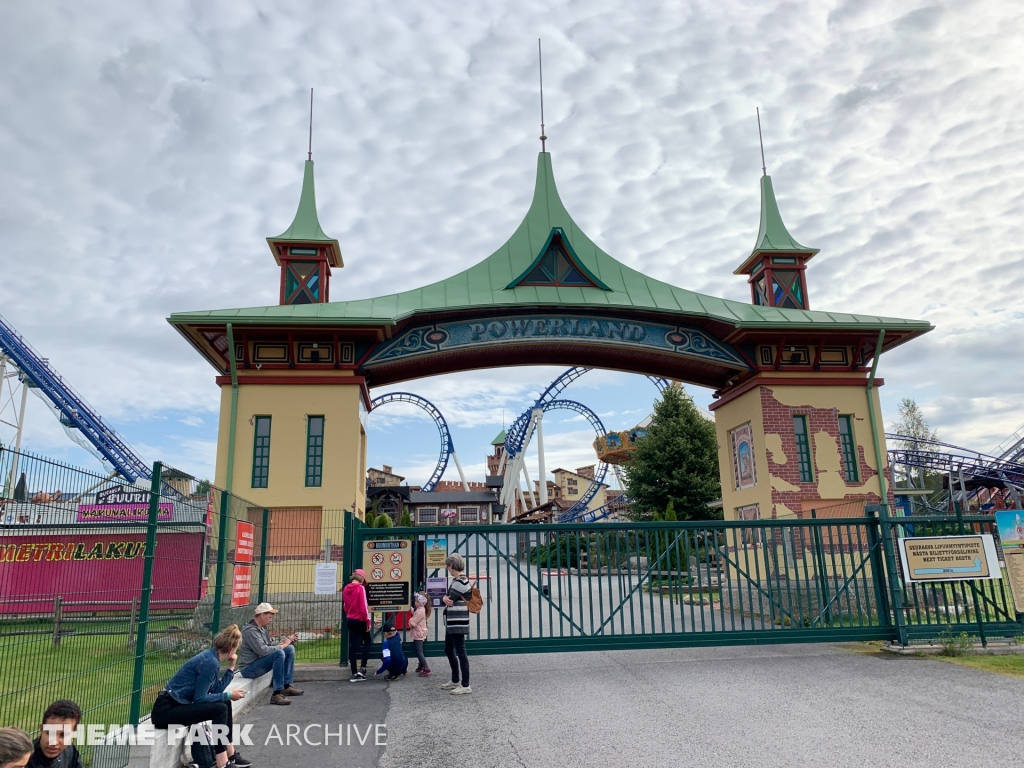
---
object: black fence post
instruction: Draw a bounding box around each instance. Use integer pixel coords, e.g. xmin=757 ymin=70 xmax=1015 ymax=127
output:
xmin=257 ymin=507 xmax=270 ymax=605
xmin=210 ymin=491 xmax=230 ymax=634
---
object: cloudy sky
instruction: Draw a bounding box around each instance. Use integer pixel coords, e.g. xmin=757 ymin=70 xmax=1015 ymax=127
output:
xmin=1 ymin=0 xmax=1022 ymax=486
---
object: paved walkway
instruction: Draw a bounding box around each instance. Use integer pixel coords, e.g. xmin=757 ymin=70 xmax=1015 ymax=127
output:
xmin=238 ymin=644 xmax=1023 ymax=768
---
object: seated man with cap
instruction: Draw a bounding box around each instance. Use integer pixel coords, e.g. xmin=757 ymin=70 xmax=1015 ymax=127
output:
xmin=237 ymin=603 xmax=303 ymax=706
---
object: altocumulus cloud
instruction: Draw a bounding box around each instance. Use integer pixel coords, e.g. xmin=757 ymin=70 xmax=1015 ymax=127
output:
xmin=0 ymin=0 xmax=1022 ymax=478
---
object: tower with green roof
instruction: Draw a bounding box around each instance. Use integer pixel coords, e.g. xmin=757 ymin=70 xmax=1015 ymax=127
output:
xmin=267 ymin=159 xmax=342 ymax=306
xmin=734 ymin=174 xmax=818 ymax=310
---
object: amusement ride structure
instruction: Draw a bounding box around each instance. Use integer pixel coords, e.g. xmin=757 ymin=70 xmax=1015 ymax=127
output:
xmin=0 ymin=314 xmax=152 ymax=490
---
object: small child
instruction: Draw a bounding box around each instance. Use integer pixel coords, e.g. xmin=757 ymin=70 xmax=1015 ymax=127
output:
xmin=374 ymin=622 xmax=408 ymax=680
xmin=408 ymin=593 xmax=431 ymax=677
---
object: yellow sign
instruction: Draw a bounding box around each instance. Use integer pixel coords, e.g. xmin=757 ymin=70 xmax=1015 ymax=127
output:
xmin=362 ymin=540 xmax=411 ymax=610
xmin=425 ymin=535 xmax=448 ymax=569
xmin=898 ymin=535 xmax=1000 ymax=583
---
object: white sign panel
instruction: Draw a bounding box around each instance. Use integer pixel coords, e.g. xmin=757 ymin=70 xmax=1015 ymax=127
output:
xmin=314 ymin=562 xmax=338 ymax=595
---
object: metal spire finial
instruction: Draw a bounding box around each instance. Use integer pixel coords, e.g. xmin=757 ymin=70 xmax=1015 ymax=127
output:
xmin=756 ymin=107 xmax=766 ymax=177
xmin=308 ymin=88 xmax=314 ymax=161
xmin=538 ymin=39 xmax=547 ymax=151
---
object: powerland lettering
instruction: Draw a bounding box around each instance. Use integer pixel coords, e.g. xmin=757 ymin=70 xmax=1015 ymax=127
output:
xmin=468 ymin=318 xmax=646 ymax=342
xmin=0 ymin=541 xmax=147 ymax=563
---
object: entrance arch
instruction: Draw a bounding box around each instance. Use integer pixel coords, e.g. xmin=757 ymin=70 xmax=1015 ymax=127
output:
xmin=169 ymin=149 xmax=931 ymax=527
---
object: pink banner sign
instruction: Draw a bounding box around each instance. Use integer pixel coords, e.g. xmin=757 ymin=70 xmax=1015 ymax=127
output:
xmin=76 ymin=503 xmax=174 ymax=523
xmin=0 ymin=531 xmax=203 ymax=613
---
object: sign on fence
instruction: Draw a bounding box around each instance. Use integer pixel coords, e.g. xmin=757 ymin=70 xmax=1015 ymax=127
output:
xmin=363 ymin=540 xmax=411 ymax=610
xmin=425 ymin=535 xmax=448 ymax=569
xmin=898 ymin=535 xmax=1001 ymax=583
xmin=231 ymin=565 xmax=252 ymax=607
xmin=314 ymin=562 xmax=338 ymax=595
xmin=230 ymin=521 xmax=256 ymax=607
xmin=995 ymin=511 xmax=1024 ymax=613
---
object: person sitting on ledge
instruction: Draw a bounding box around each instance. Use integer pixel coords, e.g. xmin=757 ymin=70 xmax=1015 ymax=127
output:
xmin=26 ymin=700 xmax=82 ymax=768
xmin=237 ymin=603 xmax=304 ymax=706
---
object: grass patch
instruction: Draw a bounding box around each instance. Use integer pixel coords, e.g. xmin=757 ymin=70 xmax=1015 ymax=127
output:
xmin=935 ymin=654 xmax=1024 ymax=680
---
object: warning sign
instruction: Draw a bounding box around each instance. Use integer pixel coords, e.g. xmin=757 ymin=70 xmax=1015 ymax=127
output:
xmin=363 ymin=540 xmax=411 ymax=610
xmin=898 ymin=535 xmax=1000 ymax=583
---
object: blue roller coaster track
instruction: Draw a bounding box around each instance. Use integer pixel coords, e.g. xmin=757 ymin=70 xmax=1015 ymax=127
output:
xmin=368 ymin=392 xmax=456 ymax=492
xmin=503 ymin=368 xmax=669 ymax=523
xmin=0 ymin=313 xmax=151 ymax=483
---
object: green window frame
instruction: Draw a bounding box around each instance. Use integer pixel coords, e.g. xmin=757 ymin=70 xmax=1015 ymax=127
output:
xmin=252 ymin=416 xmax=272 ymax=489
xmin=305 ymin=415 xmax=324 ymax=487
xmin=838 ymin=415 xmax=859 ymax=482
xmin=793 ymin=415 xmax=813 ymax=483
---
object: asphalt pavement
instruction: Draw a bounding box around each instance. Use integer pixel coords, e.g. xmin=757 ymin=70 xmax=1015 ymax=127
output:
xmin=239 ymin=644 xmax=1024 ymax=768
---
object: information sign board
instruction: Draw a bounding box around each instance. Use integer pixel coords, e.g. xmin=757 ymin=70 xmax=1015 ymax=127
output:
xmin=898 ymin=535 xmax=1000 ymax=583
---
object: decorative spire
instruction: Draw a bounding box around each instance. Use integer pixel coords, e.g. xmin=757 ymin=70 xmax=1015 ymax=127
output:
xmin=734 ymin=175 xmax=817 ymax=276
xmin=267 ymin=159 xmax=342 ymax=267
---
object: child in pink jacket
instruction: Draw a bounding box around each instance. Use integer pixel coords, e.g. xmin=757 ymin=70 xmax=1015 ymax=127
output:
xmin=408 ymin=592 xmax=431 ymax=677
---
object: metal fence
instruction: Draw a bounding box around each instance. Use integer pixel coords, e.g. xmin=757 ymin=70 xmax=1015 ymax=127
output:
xmin=343 ymin=508 xmax=1024 ymax=656
xmin=0 ymin=450 xmax=346 ymax=765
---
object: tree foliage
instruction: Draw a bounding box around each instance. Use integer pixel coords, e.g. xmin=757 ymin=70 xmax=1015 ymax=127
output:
xmin=890 ymin=398 xmax=938 ymax=449
xmin=889 ymin=397 xmax=941 ymax=491
xmin=623 ymin=387 xmax=721 ymax=521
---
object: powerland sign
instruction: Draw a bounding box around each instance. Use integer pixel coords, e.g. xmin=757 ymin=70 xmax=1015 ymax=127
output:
xmin=365 ymin=315 xmax=748 ymax=369
xmin=0 ymin=531 xmax=203 ymax=613
xmin=76 ymin=485 xmax=173 ymax=523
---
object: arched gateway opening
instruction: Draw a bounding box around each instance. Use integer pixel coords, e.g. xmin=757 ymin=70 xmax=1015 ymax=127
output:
xmin=167 ymin=150 xmax=1009 ymax=653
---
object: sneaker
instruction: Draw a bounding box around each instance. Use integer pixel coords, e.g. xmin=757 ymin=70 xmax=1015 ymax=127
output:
xmin=418 ymin=668 xmax=432 ymax=677
xmin=440 ymin=681 xmax=460 ymax=690
xmin=270 ymin=693 xmax=291 ymax=705
xmin=229 ymin=753 xmax=252 ymax=767
xmin=385 ymin=674 xmax=403 ymax=681
xmin=281 ymin=685 xmax=304 ymax=696
xmin=349 ymin=672 xmax=366 ymax=683
xmin=450 ymin=685 xmax=472 ymax=695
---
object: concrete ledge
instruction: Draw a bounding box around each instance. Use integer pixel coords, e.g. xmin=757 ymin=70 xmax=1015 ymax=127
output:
xmin=96 ymin=672 xmax=273 ymax=768
xmin=881 ymin=641 xmax=1024 ymax=656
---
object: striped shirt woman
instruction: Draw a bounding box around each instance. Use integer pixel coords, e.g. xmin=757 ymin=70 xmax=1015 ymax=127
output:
xmin=440 ymin=554 xmax=473 ymax=695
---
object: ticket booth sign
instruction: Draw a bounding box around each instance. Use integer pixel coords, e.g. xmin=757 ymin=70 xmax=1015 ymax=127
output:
xmin=363 ymin=540 xmax=412 ymax=610
xmin=898 ymin=535 xmax=1000 ymax=583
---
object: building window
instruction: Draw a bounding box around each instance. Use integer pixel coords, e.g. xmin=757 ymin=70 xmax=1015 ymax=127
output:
xmin=417 ymin=508 xmax=437 ymax=524
xmin=459 ymin=507 xmax=478 ymax=522
xmin=793 ymin=415 xmax=813 ymax=483
xmin=838 ymin=415 xmax=859 ymax=482
xmin=304 ymin=416 xmax=324 ymax=487
xmin=252 ymin=416 xmax=271 ymax=488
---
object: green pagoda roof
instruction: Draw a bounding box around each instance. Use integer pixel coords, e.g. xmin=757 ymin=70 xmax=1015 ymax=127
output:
xmin=170 ymin=153 xmax=929 ymax=337
xmin=267 ymin=159 xmax=342 ymax=266
xmin=491 ymin=430 xmax=507 ymax=446
xmin=734 ymin=174 xmax=818 ymax=275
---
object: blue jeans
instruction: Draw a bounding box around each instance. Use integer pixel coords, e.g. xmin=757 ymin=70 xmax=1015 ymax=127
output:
xmin=241 ymin=644 xmax=294 ymax=691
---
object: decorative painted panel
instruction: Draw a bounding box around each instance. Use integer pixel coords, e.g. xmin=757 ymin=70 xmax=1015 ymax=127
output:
xmin=730 ymin=423 xmax=757 ymax=490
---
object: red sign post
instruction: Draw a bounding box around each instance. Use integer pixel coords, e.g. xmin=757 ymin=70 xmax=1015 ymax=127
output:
xmin=231 ymin=521 xmax=256 ymax=608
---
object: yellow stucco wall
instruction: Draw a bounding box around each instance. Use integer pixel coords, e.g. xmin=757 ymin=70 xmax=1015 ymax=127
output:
xmin=714 ymin=387 xmax=772 ymax=522
xmin=214 ymin=383 xmax=367 ymax=519
xmin=714 ymin=382 xmax=890 ymax=522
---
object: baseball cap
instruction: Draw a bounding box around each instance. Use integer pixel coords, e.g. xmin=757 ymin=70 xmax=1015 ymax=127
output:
xmin=254 ymin=602 xmax=278 ymax=615
xmin=354 ymin=568 xmax=367 ymax=579
xmin=381 ymin=622 xmax=396 ymax=632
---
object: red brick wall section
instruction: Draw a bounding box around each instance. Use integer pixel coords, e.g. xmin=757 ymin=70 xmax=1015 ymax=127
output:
xmin=760 ymin=387 xmax=894 ymax=519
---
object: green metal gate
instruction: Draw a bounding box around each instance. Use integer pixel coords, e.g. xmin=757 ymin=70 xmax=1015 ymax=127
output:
xmin=341 ymin=511 xmax=1023 ymax=656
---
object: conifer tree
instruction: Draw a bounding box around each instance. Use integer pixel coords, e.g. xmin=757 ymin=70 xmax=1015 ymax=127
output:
xmin=623 ymin=386 xmax=721 ymax=521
